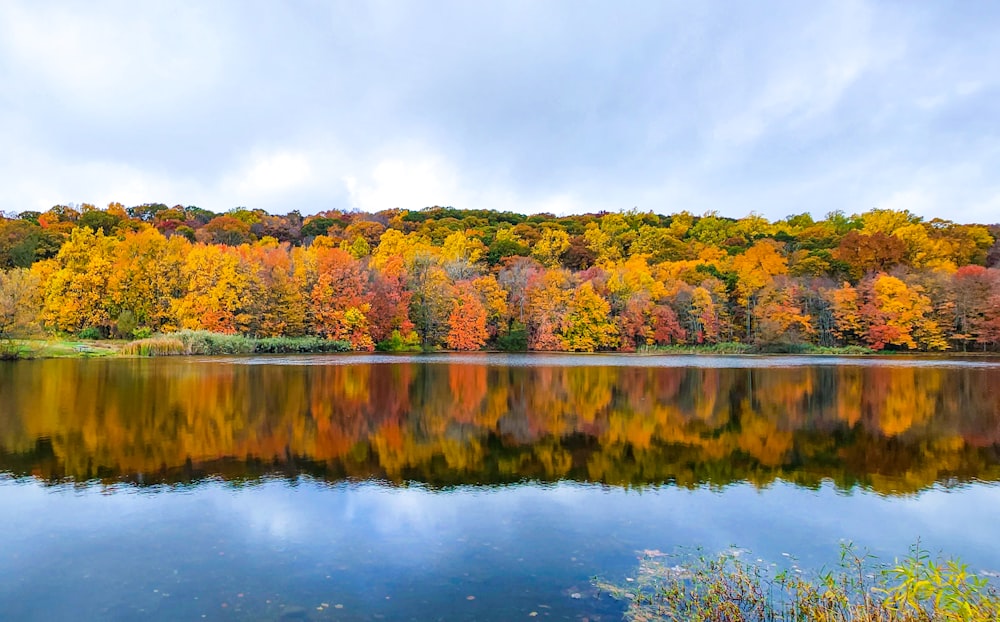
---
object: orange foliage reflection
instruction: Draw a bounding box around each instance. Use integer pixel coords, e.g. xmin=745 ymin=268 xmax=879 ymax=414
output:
xmin=1 ymin=358 xmax=998 ymax=494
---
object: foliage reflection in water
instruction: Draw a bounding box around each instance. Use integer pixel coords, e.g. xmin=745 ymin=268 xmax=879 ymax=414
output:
xmin=1 ymin=354 xmax=998 ymax=492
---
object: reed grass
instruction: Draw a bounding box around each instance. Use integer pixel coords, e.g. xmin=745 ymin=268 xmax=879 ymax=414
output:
xmin=119 ymin=337 xmax=186 ymax=357
xmin=594 ymin=543 xmax=1000 ymax=621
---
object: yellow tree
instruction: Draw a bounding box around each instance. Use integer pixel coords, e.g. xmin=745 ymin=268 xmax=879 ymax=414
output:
xmin=531 ymin=227 xmax=571 ymax=267
xmin=240 ymin=241 xmax=309 ymax=337
xmin=753 ymin=279 xmax=813 ymax=346
xmin=560 ymin=281 xmax=619 ymax=351
xmin=688 ymin=211 xmax=736 ymax=246
xmin=733 ymin=212 xmax=774 ymax=242
xmin=583 ymin=213 xmax=633 ymax=265
xmin=471 ymin=274 xmax=508 ymax=339
xmin=934 ymin=222 xmax=994 ymax=267
xmin=173 ymin=244 xmax=255 ymax=334
xmin=525 ymin=268 xmax=572 ymax=350
xmin=630 ymin=225 xmax=693 ymax=263
xmin=35 ymin=227 xmax=118 ymax=334
xmin=604 ymin=255 xmax=663 ymax=314
xmin=859 ymin=208 xmax=921 ymax=236
xmin=371 ymin=230 xmax=434 ymax=271
xmin=860 ymin=274 xmax=947 ymax=350
xmin=107 ymin=228 xmax=189 ymax=334
xmin=336 ymin=306 xmax=376 ymax=350
xmin=828 ymin=282 xmax=863 ymax=344
xmin=687 ymin=286 xmax=720 ymax=344
xmin=441 ymin=230 xmax=486 ymax=279
xmin=731 ymin=240 xmax=788 ymax=341
xmin=668 ymin=211 xmax=695 ymax=238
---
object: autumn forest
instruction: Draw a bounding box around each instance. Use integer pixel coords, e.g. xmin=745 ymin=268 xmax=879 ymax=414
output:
xmin=1 ymin=202 xmax=999 ymax=352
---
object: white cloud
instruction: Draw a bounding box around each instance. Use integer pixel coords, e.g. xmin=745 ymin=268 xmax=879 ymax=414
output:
xmin=0 ymin=3 xmax=226 ymax=116
xmin=223 ymin=151 xmax=315 ymax=197
xmin=878 ymin=189 xmax=936 ymax=217
xmin=341 ymin=152 xmax=618 ymax=216
xmin=344 ymin=155 xmax=462 ymax=211
xmin=916 ymin=80 xmax=987 ymax=111
xmin=0 ymin=149 xmax=182 ymax=212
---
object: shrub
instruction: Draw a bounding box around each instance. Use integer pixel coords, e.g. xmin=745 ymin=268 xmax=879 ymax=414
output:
xmin=115 ymin=311 xmax=138 ymax=340
xmin=253 ymin=336 xmax=350 ymax=353
xmin=638 ymin=342 xmax=753 ymax=355
xmin=0 ymin=341 xmax=25 ymax=360
xmin=172 ymin=330 xmax=253 ymax=355
xmin=78 ymin=326 xmax=103 ymax=340
xmin=496 ymin=322 xmax=528 ymax=352
xmin=123 ymin=330 xmax=352 ymax=356
xmin=755 ymin=341 xmax=812 ymax=354
xmin=376 ymin=329 xmax=422 ymax=352
xmin=132 ymin=326 xmax=153 ymax=339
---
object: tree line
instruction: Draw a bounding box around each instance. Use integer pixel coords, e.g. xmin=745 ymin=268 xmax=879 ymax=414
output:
xmin=1 ymin=202 xmax=999 ymax=351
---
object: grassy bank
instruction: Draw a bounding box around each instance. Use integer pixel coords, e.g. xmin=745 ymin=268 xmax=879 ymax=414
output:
xmin=594 ymin=544 xmax=1000 ymax=621
xmin=1 ymin=338 xmax=120 ymax=360
xmin=2 ymin=331 xmax=352 ymax=359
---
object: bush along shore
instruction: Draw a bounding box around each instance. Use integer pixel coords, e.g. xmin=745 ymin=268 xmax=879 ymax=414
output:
xmin=119 ymin=330 xmax=351 ymax=356
xmin=593 ymin=543 xmax=1000 ymax=622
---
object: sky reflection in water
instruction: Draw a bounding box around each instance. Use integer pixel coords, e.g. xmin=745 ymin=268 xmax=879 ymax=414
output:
xmin=1 ymin=478 xmax=999 ymax=621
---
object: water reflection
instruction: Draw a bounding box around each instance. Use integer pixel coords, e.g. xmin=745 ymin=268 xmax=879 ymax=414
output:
xmin=1 ymin=355 xmax=998 ymax=493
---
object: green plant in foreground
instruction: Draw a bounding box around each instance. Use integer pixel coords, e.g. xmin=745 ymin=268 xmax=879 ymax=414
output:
xmin=594 ymin=543 xmax=1000 ymax=621
xmin=882 ymin=543 xmax=1000 ymax=621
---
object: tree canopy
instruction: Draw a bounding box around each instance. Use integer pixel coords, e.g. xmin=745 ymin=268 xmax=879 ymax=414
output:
xmin=2 ymin=203 xmax=998 ymax=351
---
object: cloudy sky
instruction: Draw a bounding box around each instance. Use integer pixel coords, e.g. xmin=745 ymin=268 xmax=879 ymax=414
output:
xmin=1 ymin=1 xmax=997 ymax=222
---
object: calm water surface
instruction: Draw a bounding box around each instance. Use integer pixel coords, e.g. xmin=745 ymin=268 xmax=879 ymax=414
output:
xmin=1 ymin=354 xmax=999 ymax=621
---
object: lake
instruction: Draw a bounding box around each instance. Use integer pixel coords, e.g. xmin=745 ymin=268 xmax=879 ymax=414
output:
xmin=1 ymin=354 xmax=999 ymax=621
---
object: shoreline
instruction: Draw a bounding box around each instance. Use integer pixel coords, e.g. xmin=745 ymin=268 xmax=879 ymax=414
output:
xmin=5 ymin=337 xmax=1000 ymax=360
